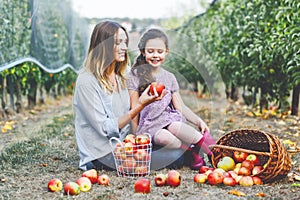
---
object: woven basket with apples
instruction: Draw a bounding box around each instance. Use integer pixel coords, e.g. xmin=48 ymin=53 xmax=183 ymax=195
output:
xmin=209 ymin=129 xmax=299 ymax=183
xmin=109 ymin=133 xmax=152 ymax=177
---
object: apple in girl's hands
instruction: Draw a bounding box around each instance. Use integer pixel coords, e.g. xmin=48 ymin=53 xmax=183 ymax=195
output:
xmin=149 ymin=82 xmax=165 ymax=96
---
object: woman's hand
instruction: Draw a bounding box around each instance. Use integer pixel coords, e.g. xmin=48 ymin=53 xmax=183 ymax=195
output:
xmin=138 ymin=85 xmax=166 ymax=106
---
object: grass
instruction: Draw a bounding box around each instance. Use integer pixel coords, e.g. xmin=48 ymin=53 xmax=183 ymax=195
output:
xmin=0 ymin=112 xmax=300 ymax=200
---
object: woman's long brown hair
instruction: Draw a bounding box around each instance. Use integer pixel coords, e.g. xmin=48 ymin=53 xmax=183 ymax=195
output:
xmin=85 ymin=21 xmax=129 ymax=93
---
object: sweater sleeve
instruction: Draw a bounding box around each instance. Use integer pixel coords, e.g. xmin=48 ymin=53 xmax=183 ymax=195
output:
xmin=74 ymin=83 xmax=119 ymax=139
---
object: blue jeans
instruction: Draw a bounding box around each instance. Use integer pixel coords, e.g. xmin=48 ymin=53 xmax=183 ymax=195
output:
xmin=86 ymin=145 xmax=185 ymax=171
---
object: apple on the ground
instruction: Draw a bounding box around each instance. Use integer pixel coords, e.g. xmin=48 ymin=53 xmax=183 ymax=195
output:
xmin=64 ymin=182 xmax=81 ymax=195
xmin=207 ymin=171 xmax=224 ymax=185
xmin=239 ymin=176 xmax=254 ymax=186
xmin=154 ymin=173 xmax=167 ymax=186
xmin=98 ymin=174 xmax=110 ymax=186
xmin=223 ymin=177 xmax=237 ymax=186
xmin=82 ymin=169 xmax=98 ymax=184
xmin=47 ymin=178 xmax=63 ymax=192
xmin=76 ymin=177 xmax=92 ymax=192
xmin=134 ymin=178 xmax=151 ymax=193
xmin=199 ymin=166 xmax=210 ymax=174
xmin=167 ymin=170 xmax=181 ymax=187
xmin=194 ymin=173 xmax=207 ymax=184
xmin=252 ymin=176 xmax=263 ymax=185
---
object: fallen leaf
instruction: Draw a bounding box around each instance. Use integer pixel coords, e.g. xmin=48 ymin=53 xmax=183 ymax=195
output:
xmin=291 ymin=183 xmax=300 ymax=187
xmin=256 ymin=192 xmax=266 ymax=197
xmin=227 ymin=190 xmax=246 ymax=196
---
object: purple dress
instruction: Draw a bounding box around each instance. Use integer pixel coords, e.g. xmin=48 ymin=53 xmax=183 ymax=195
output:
xmin=127 ymin=68 xmax=185 ymax=137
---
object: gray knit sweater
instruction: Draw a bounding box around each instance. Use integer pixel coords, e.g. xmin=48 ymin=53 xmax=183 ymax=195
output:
xmin=73 ymin=70 xmax=130 ymax=170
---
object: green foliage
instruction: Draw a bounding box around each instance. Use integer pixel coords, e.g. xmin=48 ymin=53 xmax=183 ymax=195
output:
xmin=170 ymin=0 xmax=299 ymax=111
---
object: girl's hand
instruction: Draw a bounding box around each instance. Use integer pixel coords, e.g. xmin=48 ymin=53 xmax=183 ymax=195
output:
xmin=197 ymin=119 xmax=209 ymax=134
xmin=138 ymin=85 xmax=166 ymax=106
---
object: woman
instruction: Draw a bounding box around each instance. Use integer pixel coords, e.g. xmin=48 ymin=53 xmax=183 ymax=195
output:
xmin=73 ymin=21 xmax=163 ymax=171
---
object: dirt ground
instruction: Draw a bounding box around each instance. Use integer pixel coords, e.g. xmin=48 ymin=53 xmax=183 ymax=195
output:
xmin=0 ymin=90 xmax=299 ymax=199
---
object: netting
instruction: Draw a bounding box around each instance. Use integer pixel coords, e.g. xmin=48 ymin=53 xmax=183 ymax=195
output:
xmin=0 ymin=0 xmax=90 ymax=72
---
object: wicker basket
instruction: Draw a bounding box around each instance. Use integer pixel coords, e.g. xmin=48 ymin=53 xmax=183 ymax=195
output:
xmin=209 ymin=129 xmax=296 ymax=183
xmin=109 ymin=135 xmax=152 ymax=177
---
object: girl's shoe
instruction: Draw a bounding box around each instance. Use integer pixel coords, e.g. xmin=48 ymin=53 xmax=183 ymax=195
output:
xmin=190 ymin=152 xmax=205 ymax=170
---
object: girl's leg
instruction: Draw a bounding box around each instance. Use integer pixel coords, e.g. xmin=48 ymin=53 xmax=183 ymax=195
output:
xmin=153 ymin=129 xmax=182 ymax=148
xmin=154 ymin=127 xmax=205 ymax=169
xmin=168 ymin=122 xmax=216 ymax=160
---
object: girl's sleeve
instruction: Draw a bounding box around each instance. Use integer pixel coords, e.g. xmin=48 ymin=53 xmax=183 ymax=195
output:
xmin=127 ymin=71 xmax=139 ymax=91
xmin=74 ymin=84 xmax=119 ymax=138
xmin=170 ymin=73 xmax=180 ymax=93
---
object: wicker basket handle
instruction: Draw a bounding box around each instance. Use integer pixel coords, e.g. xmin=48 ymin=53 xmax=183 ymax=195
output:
xmin=209 ymin=144 xmax=271 ymax=156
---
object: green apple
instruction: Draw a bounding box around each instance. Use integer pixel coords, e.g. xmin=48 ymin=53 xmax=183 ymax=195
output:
xmin=217 ymin=156 xmax=235 ymax=171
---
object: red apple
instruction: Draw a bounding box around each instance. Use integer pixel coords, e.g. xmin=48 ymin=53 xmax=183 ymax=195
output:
xmin=149 ymin=82 xmax=165 ymax=96
xmin=167 ymin=170 xmax=181 ymax=187
xmin=76 ymin=177 xmax=92 ymax=192
xmin=238 ymin=166 xmax=251 ymax=176
xmin=207 ymin=171 xmax=224 ymax=185
xmin=134 ymin=149 xmax=150 ymax=161
xmin=234 ymin=175 xmax=243 ymax=183
xmin=239 ymin=176 xmax=254 ymax=186
xmin=194 ymin=173 xmax=207 ymax=184
xmin=82 ymin=169 xmax=98 ymax=184
xmin=246 ymin=154 xmax=260 ymax=166
xmin=223 ymin=177 xmax=237 ymax=186
xmin=154 ymin=173 xmax=167 ymax=186
xmin=223 ymin=172 xmax=232 ymax=178
xmin=252 ymin=166 xmax=264 ymax=175
xmin=124 ymin=142 xmax=137 ymax=155
xmin=124 ymin=134 xmax=136 ymax=144
xmin=122 ymin=157 xmax=137 ymax=172
xmin=204 ymin=169 xmax=214 ymax=176
xmin=233 ymin=151 xmax=249 ymax=163
xmin=214 ymin=168 xmax=226 ymax=175
xmin=199 ymin=166 xmax=210 ymax=174
xmin=47 ymin=178 xmax=63 ymax=192
xmin=135 ymin=134 xmax=151 ymax=149
xmin=252 ymin=176 xmax=263 ymax=185
xmin=134 ymin=165 xmax=148 ymax=176
xmin=98 ymin=174 xmax=110 ymax=186
xmin=241 ymin=160 xmax=254 ymax=170
xmin=217 ymin=156 xmax=235 ymax=171
xmin=134 ymin=178 xmax=151 ymax=193
xmin=228 ymin=171 xmax=238 ymax=180
xmin=64 ymin=182 xmax=81 ymax=195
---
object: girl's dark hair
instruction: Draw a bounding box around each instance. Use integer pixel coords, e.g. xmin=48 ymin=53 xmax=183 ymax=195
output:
xmin=131 ymin=28 xmax=168 ymax=94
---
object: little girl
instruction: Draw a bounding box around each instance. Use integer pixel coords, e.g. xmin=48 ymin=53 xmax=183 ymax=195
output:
xmin=127 ymin=28 xmax=216 ymax=169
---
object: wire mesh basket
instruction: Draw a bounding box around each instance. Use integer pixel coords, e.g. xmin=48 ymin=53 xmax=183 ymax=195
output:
xmin=209 ymin=129 xmax=299 ymax=183
xmin=109 ymin=134 xmax=152 ymax=177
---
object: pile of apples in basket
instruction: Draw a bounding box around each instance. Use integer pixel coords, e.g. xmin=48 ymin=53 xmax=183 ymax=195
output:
xmin=194 ymin=151 xmax=264 ymax=186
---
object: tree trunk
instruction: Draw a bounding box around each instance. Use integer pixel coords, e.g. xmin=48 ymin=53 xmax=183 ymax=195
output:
xmin=7 ymin=74 xmax=15 ymax=111
xmin=291 ymin=84 xmax=300 ymax=116
xmin=15 ymin=81 xmax=23 ymax=113
xmin=27 ymin=79 xmax=37 ymax=109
